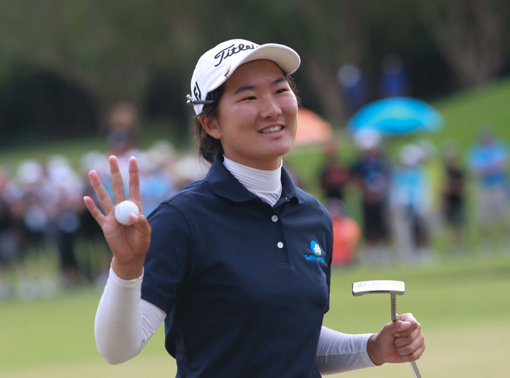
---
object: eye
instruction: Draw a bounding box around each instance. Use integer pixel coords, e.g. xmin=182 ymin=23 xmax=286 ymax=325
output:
xmin=276 ymin=87 xmax=290 ymax=94
xmin=240 ymin=95 xmax=256 ymax=101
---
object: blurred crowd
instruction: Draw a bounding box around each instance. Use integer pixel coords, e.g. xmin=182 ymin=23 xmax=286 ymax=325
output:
xmin=320 ymin=125 xmax=510 ymax=267
xmin=1 ymin=99 xmax=508 ymax=301
xmin=0 ymin=103 xmax=211 ymax=301
xmin=0 ymin=141 xmax=210 ymax=300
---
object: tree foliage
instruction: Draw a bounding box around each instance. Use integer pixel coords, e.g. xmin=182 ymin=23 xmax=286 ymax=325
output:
xmin=419 ymin=0 xmax=509 ymax=88
xmin=0 ymin=0 xmax=508 ymax=139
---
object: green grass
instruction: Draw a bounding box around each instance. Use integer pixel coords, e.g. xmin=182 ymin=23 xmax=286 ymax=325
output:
xmin=328 ymin=255 xmax=510 ymax=377
xmin=1 ymin=254 xmax=510 ymax=377
xmin=432 ymin=77 xmax=510 ymax=154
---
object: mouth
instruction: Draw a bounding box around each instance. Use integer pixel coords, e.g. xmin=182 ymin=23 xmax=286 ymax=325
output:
xmin=259 ymin=125 xmax=284 ymax=134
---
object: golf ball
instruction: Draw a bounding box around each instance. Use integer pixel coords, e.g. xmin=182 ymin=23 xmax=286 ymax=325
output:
xmin=114 ymin=200 xmax=139 ymax=226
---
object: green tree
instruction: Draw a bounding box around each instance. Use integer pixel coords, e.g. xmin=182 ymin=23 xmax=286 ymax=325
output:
xmin=0 ymin=0 xmax=508 ymax=136
xmin=419 ymin=0 xmax=508 ymax=88
xmin=0 ymin=0 xmax=194 ymax=126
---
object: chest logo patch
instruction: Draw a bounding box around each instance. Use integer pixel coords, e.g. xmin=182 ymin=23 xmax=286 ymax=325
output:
xmin=310 ymin=240 xmax=322 ymax=256
xmin=305 ymin=240 xmax=326 ymax=263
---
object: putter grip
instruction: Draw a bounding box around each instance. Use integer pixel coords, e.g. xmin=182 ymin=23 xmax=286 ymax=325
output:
xmin=391 ymin=294 xmax=422 ymax=377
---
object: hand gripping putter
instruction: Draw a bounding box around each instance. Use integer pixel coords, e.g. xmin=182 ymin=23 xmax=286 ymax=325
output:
xmin=352 ymin=280 xmax=422 ymax=378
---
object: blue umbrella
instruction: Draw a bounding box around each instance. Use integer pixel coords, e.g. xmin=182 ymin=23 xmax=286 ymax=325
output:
xmin=348 ymin=97 xmax=443 ymax=136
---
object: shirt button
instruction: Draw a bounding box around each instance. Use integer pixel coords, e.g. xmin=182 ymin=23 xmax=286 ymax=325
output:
xmin=271 ymin=215 xmax=279 ymax=222
xmin=277 ymin=241 xmax=284 ymax=249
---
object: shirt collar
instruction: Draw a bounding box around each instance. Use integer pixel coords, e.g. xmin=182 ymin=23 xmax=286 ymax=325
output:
xmin=207 ymin=155 xmax=302 ymax=204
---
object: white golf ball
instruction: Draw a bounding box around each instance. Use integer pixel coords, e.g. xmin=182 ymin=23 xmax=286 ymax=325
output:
xmin=114 ymin=200 xmax=139 ymax=226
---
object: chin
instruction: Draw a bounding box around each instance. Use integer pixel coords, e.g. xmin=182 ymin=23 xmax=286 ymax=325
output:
xmin=268 ymin=142 xmax=293 ymax=156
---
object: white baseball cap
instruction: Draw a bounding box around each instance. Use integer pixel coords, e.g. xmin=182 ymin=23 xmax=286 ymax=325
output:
xmin=187 ymin=39 xmax=301 ymax=115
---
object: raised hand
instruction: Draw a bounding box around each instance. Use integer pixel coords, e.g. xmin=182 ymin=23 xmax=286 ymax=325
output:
xmin=83 ymin=155 xmax=151 ymax=279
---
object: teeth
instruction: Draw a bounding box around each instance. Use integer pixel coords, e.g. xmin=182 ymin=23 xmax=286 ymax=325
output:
xmin=260 ymin=126 xmax=283 ymax=133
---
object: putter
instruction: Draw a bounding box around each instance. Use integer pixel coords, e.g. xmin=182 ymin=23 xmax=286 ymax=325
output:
xmin=352 ymin=280 xmax=422 ymax=378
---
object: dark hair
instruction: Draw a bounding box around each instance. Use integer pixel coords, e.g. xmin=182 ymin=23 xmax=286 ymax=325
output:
xmin=194 ymin=86 xmax=225 ymax=163
xmin=194 ymin=73 xmax=300 ymax=163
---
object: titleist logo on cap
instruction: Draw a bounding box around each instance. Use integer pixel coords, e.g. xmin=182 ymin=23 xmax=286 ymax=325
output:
xmin=192 ymin=83 xmax=202 ymax=102
xmin=213 ymin=43 xmax=258 ymax=67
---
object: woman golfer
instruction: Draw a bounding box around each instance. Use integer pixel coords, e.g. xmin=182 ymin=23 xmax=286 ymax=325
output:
xmin=84 ymin=39 xmax=425 ymax=377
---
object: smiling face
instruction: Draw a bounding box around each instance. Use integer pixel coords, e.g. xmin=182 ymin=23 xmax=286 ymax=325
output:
xmin=200 ymin=60 xmax=299 ymax=170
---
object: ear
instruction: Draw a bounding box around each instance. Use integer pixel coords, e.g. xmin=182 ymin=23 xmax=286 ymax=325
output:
xmin=199 ymin=114 xmax=222 ymax=140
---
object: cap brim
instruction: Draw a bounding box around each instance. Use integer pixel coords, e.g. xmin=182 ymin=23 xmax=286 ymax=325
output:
xmin=240 ymin=43 xmax=301 ymax=75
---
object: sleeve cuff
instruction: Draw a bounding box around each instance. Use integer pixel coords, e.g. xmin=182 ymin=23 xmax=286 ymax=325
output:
xmin=108 ymin=265 xmax=144 ymax=288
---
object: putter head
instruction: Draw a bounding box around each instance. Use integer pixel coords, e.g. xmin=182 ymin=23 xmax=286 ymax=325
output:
xmin=352 ymin=280 xmax=405 ymax=296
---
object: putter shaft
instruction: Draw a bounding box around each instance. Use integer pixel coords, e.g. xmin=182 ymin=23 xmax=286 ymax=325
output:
xmin=390 ymin=294 xmax=422 ymax=378
xmin=391 ymin=293 xmax=397 ymax=322
xmin=411 ymin=361 xmax=421 ymax=378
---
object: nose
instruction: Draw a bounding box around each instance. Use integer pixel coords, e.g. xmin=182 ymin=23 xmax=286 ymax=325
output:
xmin=259 ymin=94 xmax=282 ymax=119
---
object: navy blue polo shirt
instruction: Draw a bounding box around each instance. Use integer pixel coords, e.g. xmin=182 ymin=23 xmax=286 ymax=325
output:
xmin=142 ymin=156 xmax=333 ymax=378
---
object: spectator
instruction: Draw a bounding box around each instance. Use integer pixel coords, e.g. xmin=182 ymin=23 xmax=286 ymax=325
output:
xmin=350 ymin=129 xmax=392 ymax=263
xmin=467 ymin=127 xmax=510 ymax=250
xmin=15 ymin=160 xmax=51 ymax=258
xmin=319 ymin=138 xmax=350 ymax=203
xmin=441 ymin=146 xmax=466 ymax=252
xmin=380 ymin=54 xmax=409 ymax=98
xmin=79 ymin=151 xmax=111 ymax=284
xmin=0 ymin=169 xmax=17 ymax=298
xmin=139 ymin=141 xmax=178 ymax=215
xmin=390 ymin=144 xmax=434 ymax=264
xmin=106 ymin=102 xmax=140 ymax=156
xmin=337 ymin=63 xmax=367 ymax=114
xmin=104 ymin=102 xmax=142 ymax=201
xmin=46 ymin=155 xmax=86 ymax=288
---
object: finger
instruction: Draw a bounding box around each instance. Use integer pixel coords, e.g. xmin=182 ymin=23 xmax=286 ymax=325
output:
xmin=83 ymin=196 xmax=105 ymax=225
xmin=128 ymin=156 xmax=142 ymax=209
xmin=88 ymin=170 xmax=114 ymax=213
xmin=109 ymin=155 xmax=126 ymax=204
xmin=388 ymin=320 xmax=410 ymax=339
xmin=395 ymin=319 xmax=421 ymax=338
xmin=131 ymin=213 xmax=152 ymax=236
xmin=398 ymin=313 xmax=417 ymax=323
xmin=395 ymin=329 xmax=425 ymax=354
xmin=394 ymin=329 xmax=419 ymax=348
xmin=395 ymin=332 xmax=420 ymax=351
xmin=397 ymin=343 xmax=425 ymax=362
xmin=411 ymin=348 xmax=425 ymax=362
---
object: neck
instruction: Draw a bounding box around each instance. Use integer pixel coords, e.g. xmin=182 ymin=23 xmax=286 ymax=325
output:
xmin=223 ymin=156 xmax=282 ymax=206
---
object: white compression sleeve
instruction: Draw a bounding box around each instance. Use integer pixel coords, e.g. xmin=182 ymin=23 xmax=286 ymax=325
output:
xmin=94 ymin=267 xmax=166 ymax=364
xmin=315 ymin=326 xmax=375 ymax=374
